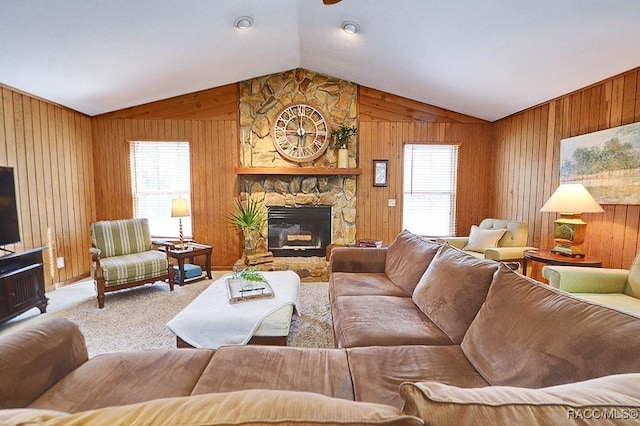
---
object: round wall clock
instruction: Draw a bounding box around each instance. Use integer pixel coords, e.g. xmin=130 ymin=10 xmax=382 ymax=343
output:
xmin=272 ymin=103 xmax=331 ymax=163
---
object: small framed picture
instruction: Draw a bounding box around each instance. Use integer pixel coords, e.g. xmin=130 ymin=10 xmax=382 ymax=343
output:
xmin=373 ymin=159 xmax=388 ymax=187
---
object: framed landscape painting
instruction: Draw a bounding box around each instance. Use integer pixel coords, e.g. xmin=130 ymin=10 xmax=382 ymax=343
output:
xmin=560 ymin=121 xmax=640 ymax=204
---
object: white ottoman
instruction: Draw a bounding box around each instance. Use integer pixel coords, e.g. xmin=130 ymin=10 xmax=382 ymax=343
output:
xmin=167 ymin=270 xmax=300 ymax=348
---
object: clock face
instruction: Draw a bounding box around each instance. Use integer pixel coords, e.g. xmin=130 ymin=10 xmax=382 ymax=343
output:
xmin=272 ymin=103 xmax=330 ymax=162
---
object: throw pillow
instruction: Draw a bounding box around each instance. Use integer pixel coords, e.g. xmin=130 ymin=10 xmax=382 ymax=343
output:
xmin=401 ymin=374 xmax=640 ymax=426
xmin=462 ymin=225 xmax=506 ymax=253
xmin=412 ymin=244 xmax=499 ymax=344
xmin=385 ymin=230 xmax=443 ymax=294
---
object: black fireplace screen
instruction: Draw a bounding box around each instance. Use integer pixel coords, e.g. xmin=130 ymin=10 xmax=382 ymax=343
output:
xmin=267 ymin=206 xmax=332 ymax=257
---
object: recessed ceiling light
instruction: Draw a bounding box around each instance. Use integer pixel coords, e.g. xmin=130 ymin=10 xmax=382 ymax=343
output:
xmin=234 ymin=16 xmax=253 ymax=30
xmin=342 ymin=20 xmax=360 ymax=34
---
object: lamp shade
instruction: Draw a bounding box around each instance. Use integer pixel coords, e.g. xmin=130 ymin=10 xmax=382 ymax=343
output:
xmin=540 ymin=184 xmax=604 ymax=214
xmin=171 ymin=198 xmax=190 ymax=217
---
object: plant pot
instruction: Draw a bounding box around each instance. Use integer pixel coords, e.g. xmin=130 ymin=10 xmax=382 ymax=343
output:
xmin=337 ymin=148 xmax=349 ymax=168
xmin=243 ymin=230 xmax=259 ymax=256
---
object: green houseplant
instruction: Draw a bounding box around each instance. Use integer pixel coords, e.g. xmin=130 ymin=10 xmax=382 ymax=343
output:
xmin=331 ymin=124 xmax=357 ymax=168
xmin=227 ymin=197 xmax=266 ymax=255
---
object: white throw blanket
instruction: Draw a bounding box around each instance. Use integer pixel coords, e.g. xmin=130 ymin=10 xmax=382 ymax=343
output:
xmin=166 ymin=270 xmax=300 ymax=349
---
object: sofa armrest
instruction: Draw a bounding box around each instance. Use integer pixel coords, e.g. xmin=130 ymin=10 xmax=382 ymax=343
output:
xmin=484 ymin=246 xmax=538 ymax=261
xmin=541 ymin=265 xmax=629 ymax=293
xmin=435 ymin=237 xmax=468 ymax=250
xmin=0 ymin=318 xmax=88 ymax=409
xmin=330 ymin=247 xmax=387 ymax=273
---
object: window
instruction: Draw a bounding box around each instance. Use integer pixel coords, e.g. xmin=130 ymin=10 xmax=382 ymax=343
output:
xmin=130 ymin=141 xmax=192 ymax=238
xmin=403 ymin=144 xmax=459 ymax=237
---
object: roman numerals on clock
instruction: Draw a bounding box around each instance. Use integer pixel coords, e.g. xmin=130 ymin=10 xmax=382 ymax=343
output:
xmin=272 ymin=103 xmax=331 ymax=163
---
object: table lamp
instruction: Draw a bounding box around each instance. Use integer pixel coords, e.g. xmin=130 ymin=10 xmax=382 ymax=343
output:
xmin=171 ymin=198 xmax=190 ymax=249
xmin=540 ymin=183 xmax=604 ymax=258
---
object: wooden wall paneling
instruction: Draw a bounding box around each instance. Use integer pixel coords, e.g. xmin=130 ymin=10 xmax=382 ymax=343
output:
xmin=622 ymin=72 xmax=637 ymax=125
xmin=94 ymin=84 xmax=238 ymax=121
xmin=91 ymin=116 xmax=241 ymax=269
xmin=0 ymin=86 xmax=95 ymax=288
xmin=495 ymin=66 xmax=640 ymax=271
xmin=622 ymin=205 xmax=640 ymax=267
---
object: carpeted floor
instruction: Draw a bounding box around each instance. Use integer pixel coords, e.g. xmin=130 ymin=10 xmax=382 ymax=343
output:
xmin=38 ymin=278 xmax=334 ymax=357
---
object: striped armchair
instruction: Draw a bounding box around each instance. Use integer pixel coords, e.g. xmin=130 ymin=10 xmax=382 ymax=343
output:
xmin=90 ymin=218 xmax=174 ymax=308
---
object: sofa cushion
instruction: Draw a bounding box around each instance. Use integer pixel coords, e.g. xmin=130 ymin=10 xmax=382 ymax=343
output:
xmin=412 ymin=244 xmax=499 ymax=344
xmin=462 ymin=225 xmax=506 ymax=253
xmin=329 ymin=272 xmax=410 ymax=302
xmin=191 ymin=346 xmax=354 ymax=401
xmin=0 ymin=318 xmax=88 ymax=409
xmin=21 ymin=390 xmax=423 ymax=426
xmin=91 ymin=250 xmax=169 ymax=286
xmin=347 ymin=345 xmax=489 ymax=409
xmin=29 ymin=349 xmax=214 ymax=413
xmin=91 ymin=218 xmax=152 ymax=258
xmin=462 ymin=265 xmax=640 ymax=388
xmin=332 ymin=295 xmax=453 ymax=348
xmin=400 ymin=373 xmax=640 ymax=426
xmin=385 ymin=230 xmax=442 ymax=294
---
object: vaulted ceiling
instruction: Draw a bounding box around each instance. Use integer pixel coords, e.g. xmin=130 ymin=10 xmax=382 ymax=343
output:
xmin=1 ymin=0 xmax=639 ymax=121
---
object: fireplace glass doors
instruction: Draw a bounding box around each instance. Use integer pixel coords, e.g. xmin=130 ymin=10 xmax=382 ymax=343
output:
xmin=267 ymin=206 xmax=332 ymax=257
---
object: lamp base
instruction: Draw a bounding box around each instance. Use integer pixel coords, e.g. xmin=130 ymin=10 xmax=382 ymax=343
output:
xmin=551 ymin=244 xmax=586 ymax=258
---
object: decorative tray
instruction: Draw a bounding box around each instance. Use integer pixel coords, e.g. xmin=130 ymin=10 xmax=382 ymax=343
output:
xmin=226 ymin=276 xmax=274 ymax=304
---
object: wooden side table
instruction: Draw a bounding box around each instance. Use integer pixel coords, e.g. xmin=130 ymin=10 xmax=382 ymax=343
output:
xmin=166 ymin=243 xmax=213 ymax=285
xmin=522 ymin=249 xmax=602 ymax=277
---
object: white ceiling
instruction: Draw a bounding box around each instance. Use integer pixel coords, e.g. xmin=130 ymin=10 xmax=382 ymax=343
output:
xmin=1 ymin=0 xmax=639 ymax=121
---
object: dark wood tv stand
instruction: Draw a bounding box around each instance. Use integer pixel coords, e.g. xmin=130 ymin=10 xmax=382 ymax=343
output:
xmin=0 ymin=246 xmax=48 ymax=324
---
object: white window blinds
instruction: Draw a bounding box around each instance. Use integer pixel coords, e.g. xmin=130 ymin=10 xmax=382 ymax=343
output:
xmin=130 ymin=141 xmax=192 ymax=238
xmin=403 ymin=144 xmax=459 ymax=237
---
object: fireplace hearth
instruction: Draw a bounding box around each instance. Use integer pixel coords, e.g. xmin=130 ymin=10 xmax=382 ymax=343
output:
xmin=268 ymin=206 xmax=332 ymax=257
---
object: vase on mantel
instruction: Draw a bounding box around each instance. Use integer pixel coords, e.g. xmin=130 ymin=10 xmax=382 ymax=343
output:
xmin=337 ymin=148 xmax=349 ymax=168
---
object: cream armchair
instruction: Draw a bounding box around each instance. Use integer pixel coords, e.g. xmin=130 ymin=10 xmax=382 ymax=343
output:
xmin=542 ymin=252 xmax=640 ymax=315
xmin=437 ymin=218 xmax=536 ymax=262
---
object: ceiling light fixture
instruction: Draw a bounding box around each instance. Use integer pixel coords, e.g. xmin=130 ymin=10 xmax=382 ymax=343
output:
xmin=234 ymin=16 xmax=253 ymax=30
xmin=342 ymin=20 xmax=360 ymax=34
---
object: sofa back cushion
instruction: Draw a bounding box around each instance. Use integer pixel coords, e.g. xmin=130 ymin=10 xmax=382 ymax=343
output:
xmin=91 ymin=218 xmax=152 ymax=258
xmin=0 ymin=318 xmax=88 ymax=409
xmin=400 ymin=373 xmax=640 ymax=426
xmin=385 ymin=230 xmax=442 ymax=294
xmin=462 ymin=265 xmax=640 ymax=387
xmin=27 ymin=389 xmax=423 ymax=426
xmin=412 ymin=244 xmax=499 ymax=344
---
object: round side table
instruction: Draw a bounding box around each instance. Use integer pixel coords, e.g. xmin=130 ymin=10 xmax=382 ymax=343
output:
xmin=522 ymin=249 xmax=602 ymax=277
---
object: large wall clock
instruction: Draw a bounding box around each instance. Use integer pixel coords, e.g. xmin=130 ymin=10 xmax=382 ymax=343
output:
xmin=272 ymin=103 xmax=331 ymax=163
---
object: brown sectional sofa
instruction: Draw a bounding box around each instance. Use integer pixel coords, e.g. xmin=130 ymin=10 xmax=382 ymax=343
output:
xmin=2 ymin=230 xmax=640 ymax=425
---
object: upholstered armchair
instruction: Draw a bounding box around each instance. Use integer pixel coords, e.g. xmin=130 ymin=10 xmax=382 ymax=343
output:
xmin=542 ymin=252 xmax=640 ymax=315
xmin=90 ymin=218 xmax=174 ymax=308
xmin=437 ymin=218 xmax=536 ymax=262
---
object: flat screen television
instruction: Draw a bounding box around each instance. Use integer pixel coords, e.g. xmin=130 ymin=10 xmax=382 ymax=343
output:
xmin=0 ymin=166 xmax=21 ymax=247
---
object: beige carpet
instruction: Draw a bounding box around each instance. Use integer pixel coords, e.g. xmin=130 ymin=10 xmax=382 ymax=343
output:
xmin=41 ymin=279 xmax=334 ymax=357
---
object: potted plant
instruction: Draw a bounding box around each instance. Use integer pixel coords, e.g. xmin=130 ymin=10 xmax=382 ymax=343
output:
xmin=227 ymin=197 xmax=266 ymax=256
xmin=331 ymin=124 xmax=357 ymax=168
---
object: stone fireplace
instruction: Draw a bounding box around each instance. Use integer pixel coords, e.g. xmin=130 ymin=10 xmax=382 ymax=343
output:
xmin=240 ymin=175 xmax=357 ymax=250
xmin=268 ymin=205 xmax=331 ymax=257
xmin=237 ymin=68 xmax=359 ymax=265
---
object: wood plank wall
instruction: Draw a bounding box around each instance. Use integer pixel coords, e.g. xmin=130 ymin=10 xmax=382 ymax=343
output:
xmin=91 ymin=86 xmax=242 ymax=269
xmin=494 ymin=66 xmax=640 ymax=274
xmin=357 ymin=87 xmax=494 ymax=244
xmin=0 ymin=85 xmax=94 ymax=289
